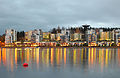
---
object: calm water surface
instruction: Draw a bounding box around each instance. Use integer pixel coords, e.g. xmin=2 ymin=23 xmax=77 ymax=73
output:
xmin=0 ymin=47 xmax=120 ymax=78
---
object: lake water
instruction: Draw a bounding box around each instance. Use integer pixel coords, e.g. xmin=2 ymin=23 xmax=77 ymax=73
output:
xmin=0 ymin=47 xmax=120 ymax=78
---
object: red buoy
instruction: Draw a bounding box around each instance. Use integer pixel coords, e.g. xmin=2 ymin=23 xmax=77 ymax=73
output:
xmin=23 ymin=63 xmax=28 ymax=67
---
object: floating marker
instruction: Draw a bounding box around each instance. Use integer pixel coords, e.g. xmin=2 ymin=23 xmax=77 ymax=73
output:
xmin=23 ymin=63 xmax=28 ymax=67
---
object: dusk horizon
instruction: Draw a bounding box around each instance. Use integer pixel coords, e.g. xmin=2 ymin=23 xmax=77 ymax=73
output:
xmin=1 ymin=0 xmax=120 ymax=78
xmin=0 ymin=24 xmax=120 ymax=35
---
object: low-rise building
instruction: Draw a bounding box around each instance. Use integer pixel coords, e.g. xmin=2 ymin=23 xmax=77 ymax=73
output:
xmin=31 ymin=29 xmax=43 ymax=43
xmin=50 ymin=34 xmax=56 ymax=41
xmin=43 ymin=32 xmax=50 ymax=41
xmin=115 ymin=29 xmax=120 ymax=46
xmin=25 ymin=30 xmax=33 ymax=41
xmin=97 ymin=28 xmax=114 ymax=46
xmin=87 ymin=29 xmax=97 ymax=46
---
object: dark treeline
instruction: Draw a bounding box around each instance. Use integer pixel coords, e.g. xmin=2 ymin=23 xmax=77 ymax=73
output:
xmin=0 ymin=34 xmax=5 ymax=42
xmin=17 ymin=31 xmax=25 ymax=41
xmin=88 ymin=27 xmax=120 ymax=31
xmin=51 ymin=26 xmax=61 ymax=34
xmin=50 ymin=27 xmax=85 ymax=34
xmin=50 ymin=26 xmax=120 ymax=33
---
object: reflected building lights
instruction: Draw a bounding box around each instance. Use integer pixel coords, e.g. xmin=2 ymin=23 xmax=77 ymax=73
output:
xmin=15 ymin=48 xmax=17 ymax=68
xmin=88 ymin=48 xmax=91 ymax=68
xmin=10 ymin=49 xmax=14 ymax=72
xmin=91 ymin=48 xmax=94 ymax=65
xmin=94 ymin=48 xmax=96 ymax=65
xmin=77 ymin=48 xmax=80 ymax=65
xmin=0 ymin=48 xmax=1 ymax=66
xmin=85 ymin=48 xmax=87 ymax=61
xmin=2 ymin=48 xmax=6 ymax=66
xmin=20 ymin=49 xmax=23 ymax=63
xmin=81 ymin=48 xmax=83 ymax=64
xmin=36 ymin=48 xmax=39 ymax=69
xmin=118 ymin=48 xmax=120 ymax=67
xmin=64 ymin=48 xmax=66 ymax=66
xmin=42 ymin=48 xmax=45 ymax=64
xmin=6 ymin=48 xmax=10 ymax=72
xmin=27 ymin=48 xmax=29 ymax=62
xmin=99 ymin=49 xmax=101 ymax=64
xmin=56 ymin=48 xmax=60 ymax=65
xmin=101 ymin=49 xmax=104 ymax=72
xmin=46 ymin=48 xmax=49 ymax=67
xmin=34 ymin=48 xmax=36 ymax=62
xmin=60 ymin=48 xmax=62 ymax=64
xmin=51 ymin=48 xmax=54 ymax=66
xmin=109 ymin=49 xmax=111 ymax=61
xmin=112 ymin=49 xmax=115 ymax=63
xmin=0 ymin=48 xmax=119 ymax=72
xmin=73 ymin=49 xmax=76 ymax=65
xmin=105 ymin=49 xmax=108 ymax=67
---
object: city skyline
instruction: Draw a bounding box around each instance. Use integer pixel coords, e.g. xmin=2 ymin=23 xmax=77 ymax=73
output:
xmin=0 ymin=25 xmax=119 ymax=47
xmin=0 ymin=24 xmax=120 ymax=35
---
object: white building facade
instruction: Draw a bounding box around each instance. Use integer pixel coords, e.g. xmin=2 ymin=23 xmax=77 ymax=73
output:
xmin=31 ymin=29 xmax=43 ymax=43
xmin=115 ymin=29 xmax=120 ymax=45
xmin=5 ymin=29 xmax=17 ymax=44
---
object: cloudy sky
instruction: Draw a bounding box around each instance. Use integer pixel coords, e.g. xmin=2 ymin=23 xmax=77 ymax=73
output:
xmin=0 ymin=0 xmax=120 ymax=34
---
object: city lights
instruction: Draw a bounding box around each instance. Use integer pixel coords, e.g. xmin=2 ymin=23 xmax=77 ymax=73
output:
xmin=1 ymin=25 xmax=120 ymax=47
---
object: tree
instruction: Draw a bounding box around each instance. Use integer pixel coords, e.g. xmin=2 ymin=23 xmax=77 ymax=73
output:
xmin=51 ymin=28 xmax=57 ymax=34
xmin=17 ymin=31 xmax=25 ymax=41
xmin=0 ymin=34 xmax=5 ymax=42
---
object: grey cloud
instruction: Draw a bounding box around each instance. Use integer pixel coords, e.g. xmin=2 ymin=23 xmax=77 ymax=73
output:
xmin=0 ymin=0 xmax=120 ymax=34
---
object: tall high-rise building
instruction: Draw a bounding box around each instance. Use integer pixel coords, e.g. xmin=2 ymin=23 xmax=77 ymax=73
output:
xmin=82 ymin=25 xmax=90 ymax=42
xmin=5 ymin=29 xmax=17 ymax=44
xmin=66 ymin=29 xmax=70 ymax=42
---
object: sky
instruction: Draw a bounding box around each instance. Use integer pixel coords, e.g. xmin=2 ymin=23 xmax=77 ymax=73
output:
xmin=0 ymin=0 xmax=120 ymax=35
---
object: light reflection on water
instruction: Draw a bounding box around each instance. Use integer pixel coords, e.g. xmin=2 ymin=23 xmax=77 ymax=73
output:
xmin=0 ymin=48 xmax=120 ymax=78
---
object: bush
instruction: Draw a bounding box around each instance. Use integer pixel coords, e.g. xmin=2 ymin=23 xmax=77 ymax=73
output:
xmin=111 ymin=43 xmax=116 ymax=46
xmin=83 ymin=43 xmax=88 ymax=46
xmin=56 ymin=43 xmax=60 ymax=46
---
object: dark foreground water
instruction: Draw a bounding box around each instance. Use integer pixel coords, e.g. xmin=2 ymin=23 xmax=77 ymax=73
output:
xmin=0 ymin=47 xmax=120 ymax=78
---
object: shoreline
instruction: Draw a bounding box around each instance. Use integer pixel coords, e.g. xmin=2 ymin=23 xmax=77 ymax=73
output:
xmin=0 ymin=46 xmax=120 ymax=48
